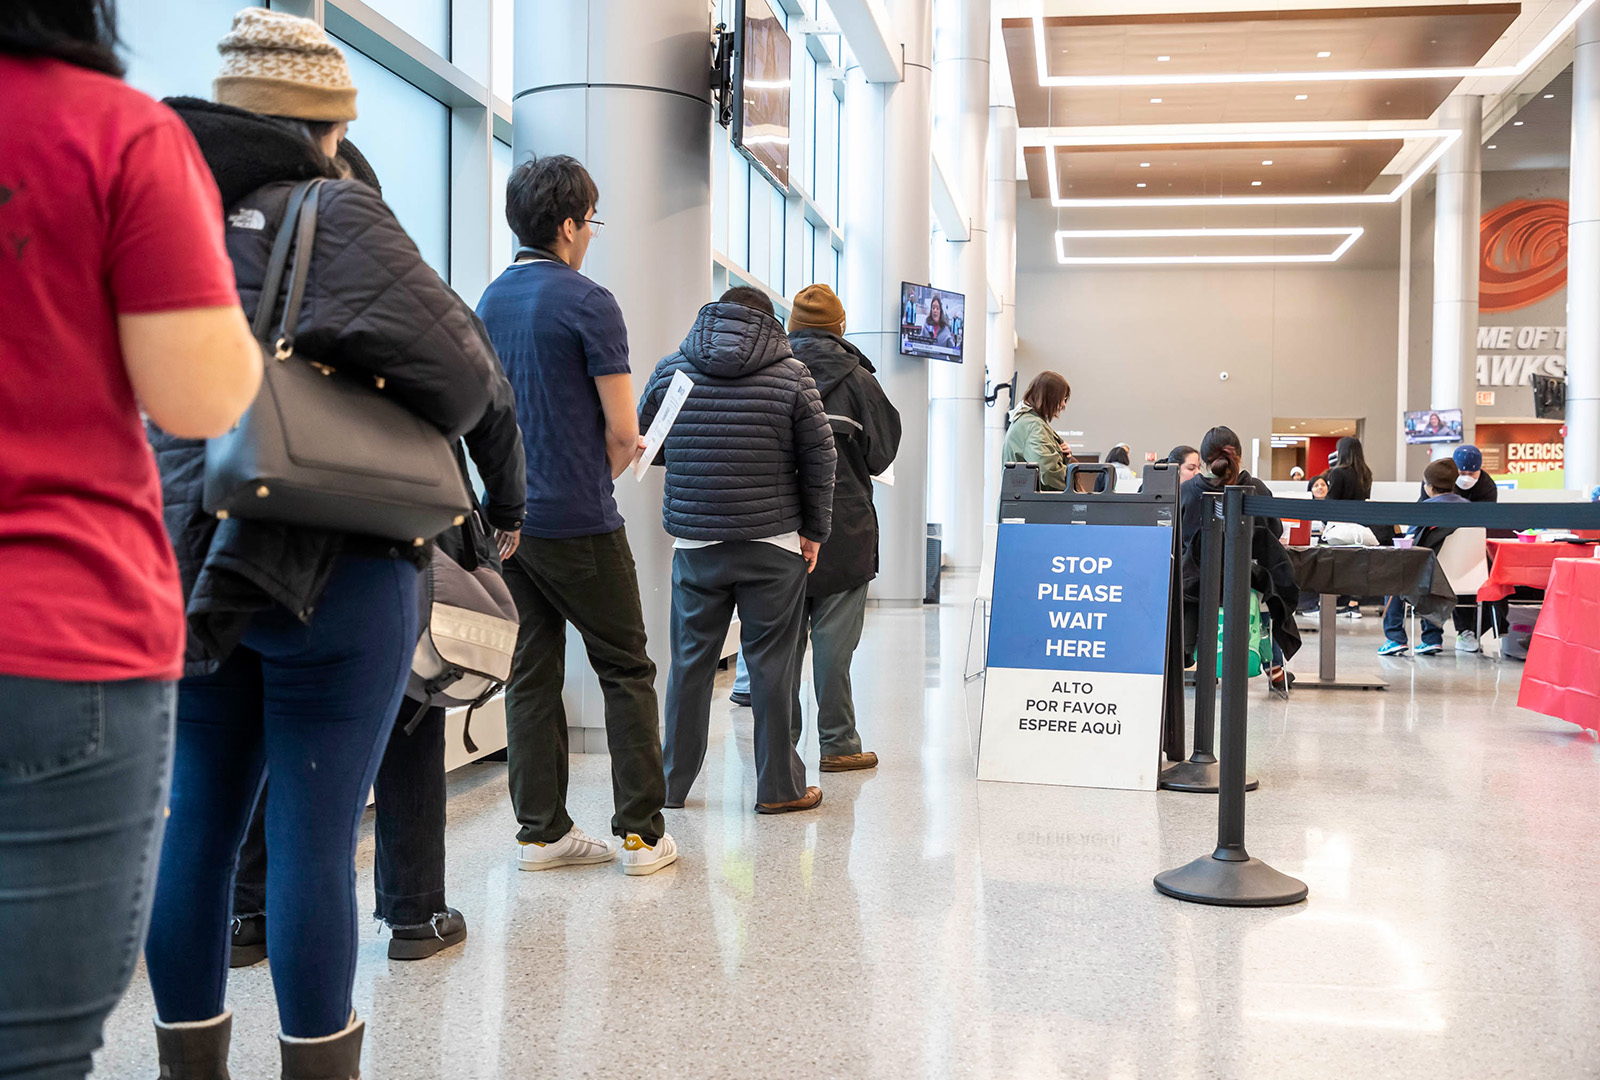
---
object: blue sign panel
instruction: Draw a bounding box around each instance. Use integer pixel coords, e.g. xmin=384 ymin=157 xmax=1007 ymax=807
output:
xmin=986 ymin=522 xmax=1173 ymax=676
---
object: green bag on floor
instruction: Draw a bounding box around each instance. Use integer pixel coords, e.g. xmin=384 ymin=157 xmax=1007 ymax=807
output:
xmin=1216 ymin=590 xmax=1272 ymax=678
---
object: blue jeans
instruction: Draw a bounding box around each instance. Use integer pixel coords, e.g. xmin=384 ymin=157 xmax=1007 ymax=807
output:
xmin=732 ymin=651 xmax=751 ymax=696
xmin=0 ymin=677 xmax=174 ymax=1080
xmin=1384 ymin=594 xmax=1442 ymax=647
xmin=144 ymin=555 xmax=418 ymax=1039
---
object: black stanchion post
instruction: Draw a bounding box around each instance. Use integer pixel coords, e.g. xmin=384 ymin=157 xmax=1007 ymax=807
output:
xmin=1162 ymin=493 xmax=1258 ymax=794
xmin=1154 ymin=485 xmax=1306 ymax=907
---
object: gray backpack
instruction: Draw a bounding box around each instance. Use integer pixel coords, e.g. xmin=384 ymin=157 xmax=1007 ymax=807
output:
xmin=402 ymin=513 xmax=519 ymax=751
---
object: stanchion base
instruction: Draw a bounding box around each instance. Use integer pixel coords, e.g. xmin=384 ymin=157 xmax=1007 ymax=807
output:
xmin=1159 ymin=760 xmax=1259 ymax=793
xmin=1292 ymin=674 xmax=1388 ymax=691
xmin=1154 ymin=853 xmax=1308 ymax=907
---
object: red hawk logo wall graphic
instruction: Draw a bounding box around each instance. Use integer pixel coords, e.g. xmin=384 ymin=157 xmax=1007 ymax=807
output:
xmin=1480 ymin=199 xmax=1568 ymax=313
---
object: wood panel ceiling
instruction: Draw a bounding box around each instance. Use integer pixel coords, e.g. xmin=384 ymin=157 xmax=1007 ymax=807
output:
xmin=1004 ymin=5 xmax=1521 ymax=127
xmin=1024 ymin=139 xmax=1406 ymax=199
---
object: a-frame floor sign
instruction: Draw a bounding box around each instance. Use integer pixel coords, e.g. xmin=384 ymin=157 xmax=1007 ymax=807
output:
xmin=977 ymin=461 xmax=1184 ymax=790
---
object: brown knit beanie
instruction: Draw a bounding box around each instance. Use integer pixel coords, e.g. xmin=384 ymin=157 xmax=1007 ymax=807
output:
xmin=788 ymin=283 xmax=847 ymax=336
xmin=215 ymin=8 xmax=357 ymax=123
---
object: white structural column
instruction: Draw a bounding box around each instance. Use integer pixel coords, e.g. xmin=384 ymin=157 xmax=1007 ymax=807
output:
xmin=1569 ymin=7 xmax=1600 ymax=493
xmin=844 ymin=0 xmax=934 ymax=601
xmin=513 ymin=0 xmax=713 ymax=739
xmin=928 ymin=0 xmax=989 ymax=568
xmin=983 ymin=102 xmax=1018 ymax=515
xmin=1431 ymin=95 xmax=1483 ymax=456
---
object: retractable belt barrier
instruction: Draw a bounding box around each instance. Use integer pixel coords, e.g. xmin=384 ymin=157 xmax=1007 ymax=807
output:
xmin=1155 ymin=487 xmax=1600 ymax=909
xmin=1244 ymin=495 xmax=1600 ymax=531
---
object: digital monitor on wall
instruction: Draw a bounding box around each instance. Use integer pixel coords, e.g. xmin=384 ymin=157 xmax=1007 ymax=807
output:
xmin=1403 ymin=408 xmax=1465 ymax=445
xmin=899 ymin=282 xmax=966 ymax=361
xmin=732 ymin=0 xmax=790 ymax=191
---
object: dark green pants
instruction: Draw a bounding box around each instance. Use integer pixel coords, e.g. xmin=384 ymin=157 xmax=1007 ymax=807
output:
xmin=502 ymin=527 xmax=666 ymax=845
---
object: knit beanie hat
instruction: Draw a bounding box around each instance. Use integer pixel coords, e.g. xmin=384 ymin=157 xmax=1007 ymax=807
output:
xmin=215 ymin=8 xmax=357 ymax=123
xmin=788 ymin=283 xmax=847 ymax=335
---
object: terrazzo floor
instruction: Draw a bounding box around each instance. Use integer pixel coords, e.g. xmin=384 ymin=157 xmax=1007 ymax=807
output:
xmin=91 ymin=574 xmax=1600 ymax=1078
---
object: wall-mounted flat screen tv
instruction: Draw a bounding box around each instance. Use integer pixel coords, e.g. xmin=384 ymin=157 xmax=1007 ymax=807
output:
xmin=733 ymin=0 xmax=790 ymax=191
xmin=899 ymin=283 xmax=966 ymax=361
xmin=1404 ymin=408 xmax=1465 ymax=445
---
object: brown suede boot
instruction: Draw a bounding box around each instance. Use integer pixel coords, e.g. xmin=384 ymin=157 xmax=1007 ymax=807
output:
xmin=279 ymin=1014 xmax=364 ymax=1080
xmin=820 ymin=751 xmax=878 ymax=772
xmin=754 ymin=785 xmax=823 ymax=814
xmin=154 ymin=1011 xmax=232 ymax=1080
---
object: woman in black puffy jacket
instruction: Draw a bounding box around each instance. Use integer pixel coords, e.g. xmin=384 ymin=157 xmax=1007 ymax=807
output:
xmin=140 ymin=11 xmax=504 ymax=1074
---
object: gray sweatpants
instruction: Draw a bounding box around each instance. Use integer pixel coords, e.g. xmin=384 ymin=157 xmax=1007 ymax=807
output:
xmin=664 ymin=541 xmax=810 ymax=806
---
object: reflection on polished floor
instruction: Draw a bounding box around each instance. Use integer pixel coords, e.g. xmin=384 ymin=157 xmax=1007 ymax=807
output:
xmin=94 ymin=573 xmax=1600 ymax=1078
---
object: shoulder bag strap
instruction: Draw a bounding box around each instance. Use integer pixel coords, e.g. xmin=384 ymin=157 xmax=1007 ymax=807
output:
xmin=251 ymin=180 xmax=318 ymax=343
xmin=273 ymin=179 xmax=325 ymax=360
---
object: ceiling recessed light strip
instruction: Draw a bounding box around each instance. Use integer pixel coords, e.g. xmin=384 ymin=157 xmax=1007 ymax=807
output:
xmin=1037 ymin=128 xmax=1461 ymax=208
xmin=1029 ymin=0 xmax=1598 ymax=88
xmin=1055 ymin=226 xmax=1366 ymax=265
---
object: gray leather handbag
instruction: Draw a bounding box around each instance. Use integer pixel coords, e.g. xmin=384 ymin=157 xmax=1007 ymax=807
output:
xmin=203 ymin=179 xmax=471 ymax=546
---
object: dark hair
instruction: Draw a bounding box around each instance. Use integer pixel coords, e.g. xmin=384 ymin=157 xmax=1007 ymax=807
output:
xmin=1333 ymin=435 xmax=1373 ymax=495
xmin=1199 ymin=425 xmax=1243 ymax=484
xmin=1309 ymin=472 xmax=1328 ymax=492
xmin=0 ymin=0 xmax=123 ymax=76
xmin=1423 ymin=458 xmax=1459 ymax=494
xmin=1105 ymin=445 xmax=1131 ymax=467
xmin=505 ymin=155 xmax=599 ymax=249
xmin=720 ymin=286 xmax=775 ymax=319
xmin=1167 ymin=444 xmax=1198 ymax=465
xmin=1022 ymin=371 xmax=1071 ymax=422
xmin=269 ymin=116 xmax=350 ymax=180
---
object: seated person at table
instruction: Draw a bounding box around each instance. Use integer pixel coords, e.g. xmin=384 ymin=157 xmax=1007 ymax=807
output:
xmin=1380 ymin=459 xmax=1468 ymax=657
xmin=1430 ymin=445 xmax=1501 ymax=652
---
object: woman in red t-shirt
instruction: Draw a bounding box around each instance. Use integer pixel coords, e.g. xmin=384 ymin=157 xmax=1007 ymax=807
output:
xmin=0 ymin=3 xmax=261 ymax=1077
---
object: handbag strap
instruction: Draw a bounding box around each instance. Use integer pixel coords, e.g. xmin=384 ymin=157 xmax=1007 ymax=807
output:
xmin=273 ymin=180 xmax=325 ymax=360
xmin=251 ymin=180 xmax=319 ymax=343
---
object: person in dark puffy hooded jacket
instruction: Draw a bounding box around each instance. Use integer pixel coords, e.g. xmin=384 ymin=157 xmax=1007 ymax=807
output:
xmin=639 ymin=287 xmax=837 ymax=815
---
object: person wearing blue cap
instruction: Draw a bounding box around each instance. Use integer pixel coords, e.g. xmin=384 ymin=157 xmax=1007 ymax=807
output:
xmin=1420 ymin=445 xmax=1501 ymax=652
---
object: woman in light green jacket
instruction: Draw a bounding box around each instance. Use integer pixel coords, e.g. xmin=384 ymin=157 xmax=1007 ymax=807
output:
xmin=1003 ymin=371 xmax=1072 ymax=491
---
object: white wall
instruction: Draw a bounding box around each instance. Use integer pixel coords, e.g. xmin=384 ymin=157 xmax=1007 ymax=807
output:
xmin=1012 ymin=188 xmax=1404 ymax=477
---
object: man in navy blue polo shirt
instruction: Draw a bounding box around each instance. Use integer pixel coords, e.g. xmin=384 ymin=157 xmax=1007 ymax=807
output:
xmin=477 ymin=155 xmax=675 ymax=877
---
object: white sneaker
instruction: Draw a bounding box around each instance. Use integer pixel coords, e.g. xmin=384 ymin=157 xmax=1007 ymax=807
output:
xmin=619 ymin=833 xmax=679 ymax=877
xmin=517 ymin=826 xmax=617 ymax=871
xmin=1455 ymin=630 xmax=1481 ymax=653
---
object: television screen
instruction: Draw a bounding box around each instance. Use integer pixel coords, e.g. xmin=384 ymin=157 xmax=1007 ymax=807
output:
xmin=1404 ymin=408 xmax=1465 ymax=445
xmin=899 ymin=283 xmax=966 ymax=361
xmin=733 ymin=0 xmax=790 ymax=190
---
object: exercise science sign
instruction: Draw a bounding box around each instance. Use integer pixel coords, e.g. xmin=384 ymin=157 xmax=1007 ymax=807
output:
xmin=978 ymin=522 xmax=1172 ymax=790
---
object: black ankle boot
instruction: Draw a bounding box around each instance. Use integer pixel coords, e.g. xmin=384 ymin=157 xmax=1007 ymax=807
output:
xmin=154 ymin=1011 xmax=232 ymax=1080
xmin=230 ymin=914 xmax=266 ymax=968
xmin=387 ymin=907 xmax=467 ymax=961
xmin=279 ymin=1015 xmax=363 ymax=1080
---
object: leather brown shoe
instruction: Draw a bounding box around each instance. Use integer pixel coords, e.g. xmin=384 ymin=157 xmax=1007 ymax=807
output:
xmin=754 ymin=786 xmax=823 ymax=814
xmin=820 ymin=751 xmax=878 ymax=772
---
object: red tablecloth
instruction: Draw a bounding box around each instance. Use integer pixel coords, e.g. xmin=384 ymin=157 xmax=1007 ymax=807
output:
xmin=1518 ymin=558 xmax=1600 ymax=733
xmin=1479 ymin=539 xmax=1584 ymax=601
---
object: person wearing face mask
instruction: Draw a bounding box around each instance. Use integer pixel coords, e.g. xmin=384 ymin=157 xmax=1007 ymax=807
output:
xmin=1435 ymin=445 xmax=1501 ymax=652
xmin=1169 ymin=445 xmax=1202 ymax=485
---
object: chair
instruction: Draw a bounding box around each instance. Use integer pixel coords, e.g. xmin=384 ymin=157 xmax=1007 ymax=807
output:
xmin=1436 ymin=526 xmax=1491 ymax=645
xmin=1407 ymin=528 xmax=1490 ymax=649
xmin=964 ymin=523 xmax=999 ymax=681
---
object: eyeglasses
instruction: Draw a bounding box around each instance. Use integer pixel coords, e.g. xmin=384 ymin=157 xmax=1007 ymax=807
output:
xmin=586 ymin=217 xmax=605 ymax=238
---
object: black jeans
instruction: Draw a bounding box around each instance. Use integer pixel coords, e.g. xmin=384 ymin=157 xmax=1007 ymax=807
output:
xmin=502 ymin=527 xmax=666 ymax=845
xmin=234 ymin=703 xmax=448 ymax=929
